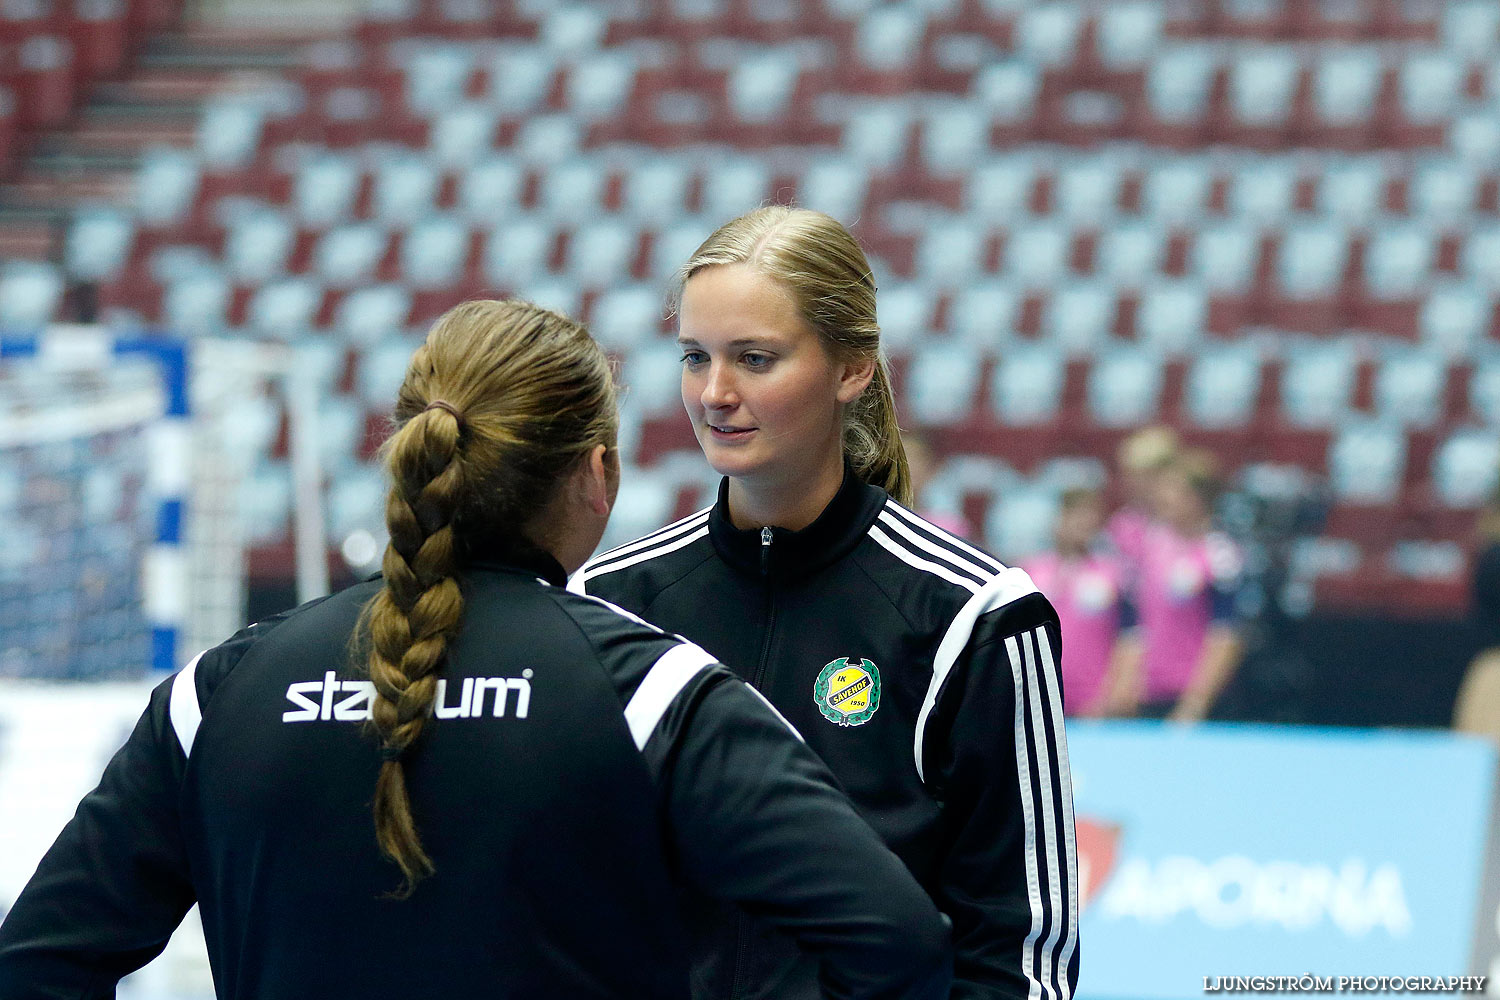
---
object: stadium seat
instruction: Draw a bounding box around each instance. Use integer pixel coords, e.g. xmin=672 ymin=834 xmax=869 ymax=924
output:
xmin=538 ymin=158 xmax=609 ymax=222
xmin=512 ymin=114 xmax=583 ymax=165
xmin=1373 ymin=347 xmax=1446 ymax=428
xmin=1088 ymin=348 xmax=1163 ymax=427
xmin=1328 ymin=422 xmax=1407 ymax=504
xmin=1281 ymin=341 xmax=1357 ymax=428
xmin=797 ymin=159 xmax=870 ymax=225
xmin=920 ymin=103 xmax=991 ymax=173
xmin=1014 ymin=2 xmax=1083 ymax=67
xmin=1094 ymin=223 xmax=1165 ymax=286
xmin=950 ymin=282 xmax=1021 ymax=345
xmin=1450 ymin=112 xmax=1500 ymax=164
xmin=1136 ymin=281 xmax=1208 ymax=352
xmin=1097 ymin=2 xmax=1164 ymax=68
xmin=246 ymin=278 xmax=324 ymax=340
xmin=842 ymin=103 xmax=911 ymax=168
xmin=876 ymin=283 xmax=935 ymax=352
xmin=372 ymin=155 xmax=440 ymax=224
xmin=620 ymin=340 xmax=689 ymax=418
xmin=1227 ymin=158 xmax=1298 ymax=222
xmin=292 ymin=339 xmax=345 ymax=399
xmin=519 ymin=279 xmax=581 ymax=321
xmin=224 ymin=211 xmax=295 ymax=284
xmin=401 ymin=216 xmax=470 ymax=289
xmin=241 ymin=460 xmax=293 ymax=546
xmin=568 ymin=220 xmax=639 ymax=289
xmin=1441 ymin=1 xmax=1500 ymax=57
xmin=219 ymin=394 xmax=283 ymax=466
xmin=985 ymin=485 xmax=1057 ymax=563
xmin=728 ymin=48 xmax=799 ymax=122
xmin=1363 ymin=225 xmax=1434 ymax=299
xmin=590 ymin=285 xmax=665 ymax=352
xmin=429 ymin=103 xmax=498 ymax=168
xmin=196 ymin=97 xmax=264 ymax=170
xmin=540 ymin=4 xmax=608 ymax=56
xmin=1044 ymin=284 xmax=1115 ymax=353
xmin=1185 ymin=343 xmax=1263 ymax=428
xmin=315 ymin=224 xmax=387 ymax=287
xmin=1461 ymin=226 xmax=1500 ymax=289
xmin=402 ymin=43 xmax=475 ymax=117
xmin=65 ymin=207 xmax=134 ymax=282
xmin=161 ymin=271 xmax=230 ymax=339
xmin=356 ymin=335 xmax=422 ymax=408
xmin=1467 ymin=354 xmax=1500 ymax=425
xmin=1313 ymin=47 xmax=1383 ymax=126
xmin=967 ymin=156 xmax=1037 ymax=220
xmin=1398 ymin=51 xmax=1462 ymax=125
xmin=1277 ymin=222 xmax=1349 ymax=299
xmin=336 ymin=284 xmax=412 ymax=345
xmin=1409 ymin=159 xmax=1478 ymax=222
xmin=992 ymin=344 xmax=1066 ymax=425
xmin=484 ymin=218 xmax=555 ymax=287
xmin=622 ymin=160 xmax=692 ymax=221
xmin=1140 ymin=158 xmax=1212 ymax=223
xmin=915 ymin=220 xmax=986 ymax=285
xmin=313 ymin=395 xmax=366 ymax=473
xmin=971 ymin=62 xmax=1040 ymax=125
xmin=326 ymin=462 xmax=386 ymax=542
xmin=1433 ymin=429 xmax=1500 ymax=507
xmin=1146 ymin=44 xmax=1219 ymax=124
xmin=292 ymin=153 xmax=361 ymax=227
xmin=699 ymin=159 xmax=771 ymax=221
xmin=134 ymin=148 xmax=201 ymax=228
xmin=1053 ymin=157 xmax=1123 ymax=221
xmin=1004 ymin=222 xmax=1071 ymax=287
xmin=1228 ymin=46 xmax=1299 ymax=127
xmin=907 ymin=341 xmax=983 ymax=425
xmin=651 ymin=222 xmax=712 ymax=282
xmin=458 ymin=157 xmax=526 ymax=222
xmin=1318 ymin=156 xmax=1386 ymax=223
xmin=566 ymin=50 xmax=637 ymax=120
xmin=1419 ymin=281 xmax=1493 ymax=355
xmin=486 ymin=46 xmax=555 ymax=116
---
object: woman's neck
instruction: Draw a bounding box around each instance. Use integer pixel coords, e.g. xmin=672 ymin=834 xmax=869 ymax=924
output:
xmin=726 ymin=450 xmax=847 ymax=531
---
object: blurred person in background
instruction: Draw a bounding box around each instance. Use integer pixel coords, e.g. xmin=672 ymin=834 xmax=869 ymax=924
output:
xmin=1024 ymin=486 xmax=1133 ymax=718
xmin=902 ymin=430 xmax=974 ymax=540
xmin=573 ymin=206 xmax=1078 ymax=1000
xmin=1105 ymin=449 xmax=1245 ymax=723
xmin=1107 ymin=425 xmax=1179 ymax=575
xmin=0 ymin=300 xmax=954 ymax=1000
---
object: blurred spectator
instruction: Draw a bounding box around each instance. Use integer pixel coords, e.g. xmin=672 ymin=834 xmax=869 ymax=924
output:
xmin=1024 ymin=486 xmax=1132 ymax=717
xmin=903 ymin=431 xmax=973 ymax=540
xmin=1107 ymin=426 xmax=1179 ymax=575
xmin=1106 ymin=449 xmax=1245 ymax=723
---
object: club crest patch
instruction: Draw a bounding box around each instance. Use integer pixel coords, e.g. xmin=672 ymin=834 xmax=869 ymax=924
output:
xmin=813 ymin=657 xmax=881 ymax=727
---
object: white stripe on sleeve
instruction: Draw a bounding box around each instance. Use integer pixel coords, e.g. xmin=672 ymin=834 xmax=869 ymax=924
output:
xmin=169 ymin=650 xmax=206 ymax=757
xmin=1005 ymin=631 xmax=1046 ymax=1000
xmin=1037 ymin=627 xmax=1080 ymax=997
xmin=871 ymin=526 xmax=982 ymax=593
xmin=1022 ymin=628 xmax=1065 ymax=1000
xmin=623 ymin=642 xmax=717 ymax=751
xmin=580 ymin=524 xmax=710 ymax=586
xmin=911 ymin=566 xmax=1041 ymax=782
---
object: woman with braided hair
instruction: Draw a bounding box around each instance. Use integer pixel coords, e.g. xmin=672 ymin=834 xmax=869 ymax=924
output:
xmin=0 ymin=299 xmax=953 ymax=1000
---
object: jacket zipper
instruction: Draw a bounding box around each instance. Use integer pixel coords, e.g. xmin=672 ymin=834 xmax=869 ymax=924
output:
xmin=731 ymin=527 xmax=777 ymax=1000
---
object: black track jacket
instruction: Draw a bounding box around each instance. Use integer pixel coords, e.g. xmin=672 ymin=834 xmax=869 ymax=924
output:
xmin=572 ymin=472 xmax=1080 ymax=1000
xmin=0 ymin=553 xmax=954 ymax=1000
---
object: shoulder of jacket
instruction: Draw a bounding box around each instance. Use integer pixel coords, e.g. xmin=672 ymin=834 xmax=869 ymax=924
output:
xmin=861 ymin=498 xmax=1028 ymax=599
xmin=569 ymin=506 xmax=716 ymax=596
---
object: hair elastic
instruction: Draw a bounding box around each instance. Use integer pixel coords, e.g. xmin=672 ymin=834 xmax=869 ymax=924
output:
xmin=423 ymin=399 xmax=464 ymax=427
xmin=379 ymin=743 xmax=405 ymax=763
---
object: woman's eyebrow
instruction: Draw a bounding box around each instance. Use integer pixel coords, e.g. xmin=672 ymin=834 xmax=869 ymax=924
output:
xmin=676 ymin=335 xmax=782 ymax=347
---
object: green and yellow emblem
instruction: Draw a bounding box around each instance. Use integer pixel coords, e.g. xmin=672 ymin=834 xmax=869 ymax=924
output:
xmin=813 ymin=657 xmax=881 ymax=727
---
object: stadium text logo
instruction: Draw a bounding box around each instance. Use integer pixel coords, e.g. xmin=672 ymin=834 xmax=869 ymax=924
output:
xmin=1098 ymin=856 xmax=1411 ymax=936
xmin=282 ymin=670 xmax=533 ymax=723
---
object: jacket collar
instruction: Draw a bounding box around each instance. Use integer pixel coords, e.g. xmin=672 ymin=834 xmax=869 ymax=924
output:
xmin=707 ymin=465 xmax=888 ymax=580
xmin=465 ymin=539 xmax=570 ymax=587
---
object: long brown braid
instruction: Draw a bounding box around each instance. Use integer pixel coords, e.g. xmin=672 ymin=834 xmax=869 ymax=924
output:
xmin=362 ymin=299 xmax=617 ymax=897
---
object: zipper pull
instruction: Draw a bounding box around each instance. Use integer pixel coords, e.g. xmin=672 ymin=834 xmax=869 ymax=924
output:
xmin=760 ymin=526 xmax=773 ymax=575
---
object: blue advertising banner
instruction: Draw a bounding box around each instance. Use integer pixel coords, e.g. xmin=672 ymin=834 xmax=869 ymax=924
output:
xmin=1069 ymin=722 xmax=1498 ymax=999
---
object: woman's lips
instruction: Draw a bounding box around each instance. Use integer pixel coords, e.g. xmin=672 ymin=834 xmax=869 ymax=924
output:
xmin=708 ymin=424 xmax=756 ymax=442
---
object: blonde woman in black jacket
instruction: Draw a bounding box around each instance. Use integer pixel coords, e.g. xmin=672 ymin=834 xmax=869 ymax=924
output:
xmin=0 ymin=299 xmax=952 ymax=1000
xmin=574 ymin=208 xmax=1079 ymax=1000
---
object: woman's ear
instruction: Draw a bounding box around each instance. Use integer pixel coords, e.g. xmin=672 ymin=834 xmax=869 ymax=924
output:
xmin=836 ymin=356 xmax=876 ymax=405
xmin=579 ymin=444 xmax=613 ymax=517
